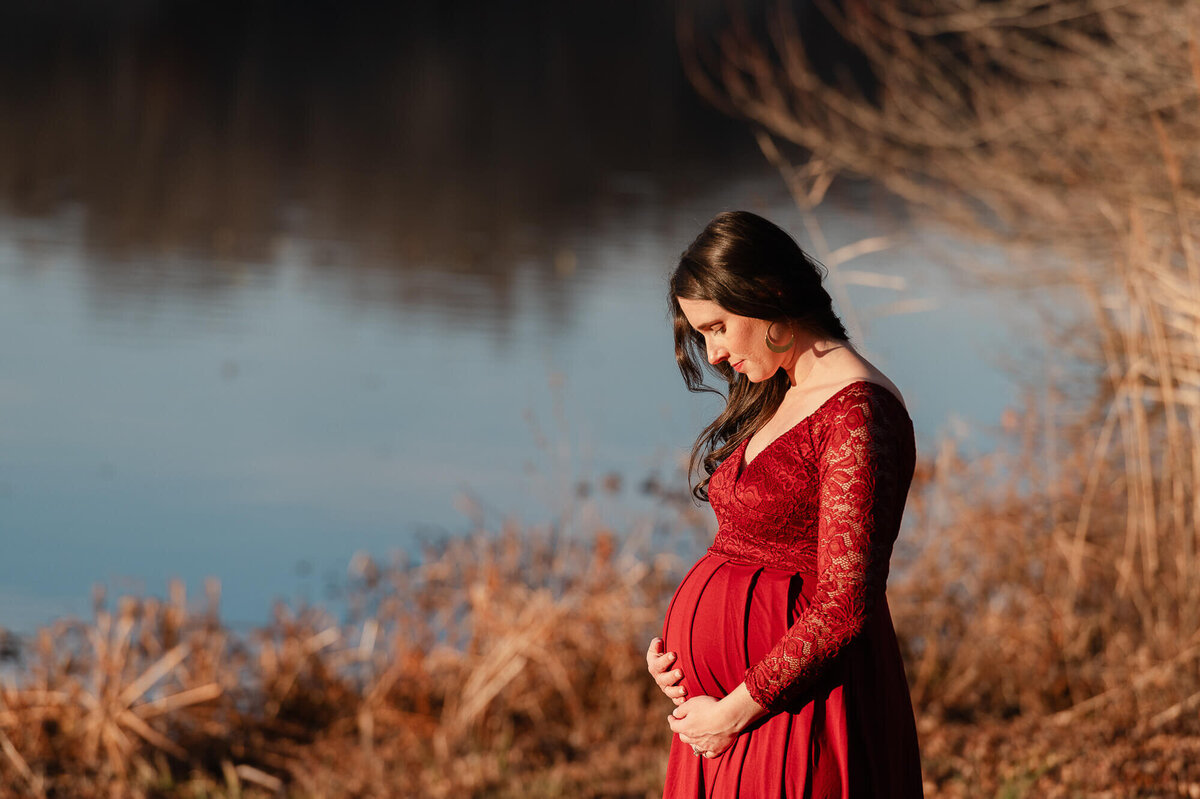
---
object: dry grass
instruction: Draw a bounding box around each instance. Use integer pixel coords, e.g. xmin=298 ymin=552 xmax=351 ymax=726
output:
xmin=0 ymin=524 xmax=683 ymax=798
xmin=682 ymin=0 xmax=1200 ymax=727
xmin=2 ymin=437 xmax=1199 ymax=796
xmin=669 ymin=0 xmax=1200 ymax=791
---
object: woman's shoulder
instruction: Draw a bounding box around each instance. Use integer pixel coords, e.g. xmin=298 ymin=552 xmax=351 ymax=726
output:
xmin=810 ymin=381 xmax=913 ymax=469
xmin=807 ymin=352 xmax=910 ymax=433
xmin=845 ymin=374 xmax=905 ymax=412
xmin=827 ymin=380 xmax=908 ymax=422
xmin=801 ymin=347 xmax=907 ymax=417
xmin=810 ymin=379 xmax=908 ymax=428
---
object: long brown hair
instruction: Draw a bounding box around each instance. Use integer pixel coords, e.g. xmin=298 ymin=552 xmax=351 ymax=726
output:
xmin=670 ymin=211 xmax=849 ymax=502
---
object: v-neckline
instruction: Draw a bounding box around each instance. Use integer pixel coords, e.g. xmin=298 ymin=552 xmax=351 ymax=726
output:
xmin=735 ymin=380 xmax=899 ymax=480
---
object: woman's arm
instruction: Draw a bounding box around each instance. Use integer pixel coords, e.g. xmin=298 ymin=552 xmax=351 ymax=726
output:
xmin=743 ymin=393 xmax=909 ymax=710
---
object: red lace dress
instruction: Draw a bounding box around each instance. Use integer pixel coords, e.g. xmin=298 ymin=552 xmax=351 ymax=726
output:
xmin=661 ymin=381 xmax=923 ymax=798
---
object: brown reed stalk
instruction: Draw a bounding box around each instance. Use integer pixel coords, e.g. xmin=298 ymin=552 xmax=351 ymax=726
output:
xmin=680 ymin=0 xmax=1200 ymax=728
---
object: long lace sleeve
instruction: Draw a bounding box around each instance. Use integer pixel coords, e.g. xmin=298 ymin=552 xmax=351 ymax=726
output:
xmin=742 ymin=393 xmax=912 ymax=710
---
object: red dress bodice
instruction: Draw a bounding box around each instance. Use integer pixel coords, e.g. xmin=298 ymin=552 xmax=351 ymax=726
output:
xmin=706 ymin=380 xmax=916 ymax=708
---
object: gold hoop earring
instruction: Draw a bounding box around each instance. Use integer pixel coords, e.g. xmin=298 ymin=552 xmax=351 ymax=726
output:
xmin=765 ymin=322 xmax=794 ymax=353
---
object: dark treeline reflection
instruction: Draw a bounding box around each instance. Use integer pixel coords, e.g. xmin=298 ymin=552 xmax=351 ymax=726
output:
xmin=0 ymin=1 xmax=761 ymax=325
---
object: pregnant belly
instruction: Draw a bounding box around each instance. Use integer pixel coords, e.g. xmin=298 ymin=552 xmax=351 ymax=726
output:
xmin=661 ymin=551 xmax=814 ymax=699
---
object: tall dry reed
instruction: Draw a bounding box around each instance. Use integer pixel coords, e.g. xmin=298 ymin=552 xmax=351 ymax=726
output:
xmin=681 ymin=0 xmax=1200 ymax=733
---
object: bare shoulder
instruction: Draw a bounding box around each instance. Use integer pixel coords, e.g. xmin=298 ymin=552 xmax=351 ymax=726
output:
xmin=809 ymin=346 xmax=907 ymax=412
xmin=762 ymin=343 xmax=908 ymax=437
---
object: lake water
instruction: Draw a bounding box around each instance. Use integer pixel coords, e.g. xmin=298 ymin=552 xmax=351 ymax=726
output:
xmin=0 ymin=3 xmax=1031 ymax=635
xmin=0 ymin=185 xmax=1027 ymax=634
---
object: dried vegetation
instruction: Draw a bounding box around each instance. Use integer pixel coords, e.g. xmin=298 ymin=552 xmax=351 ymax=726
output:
xmin=681 ymin=0 xmax=1200 ymax=793
xmin=0 ymin=526 xmax=687 ymax=797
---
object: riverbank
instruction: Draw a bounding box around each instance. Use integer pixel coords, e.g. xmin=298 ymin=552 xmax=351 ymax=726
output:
xmin=2 ymin=503 xmax=1197 ymax=796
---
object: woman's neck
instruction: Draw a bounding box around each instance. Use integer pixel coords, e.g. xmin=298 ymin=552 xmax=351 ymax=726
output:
xmin=783 ymin=337 xmax=848 ymax=388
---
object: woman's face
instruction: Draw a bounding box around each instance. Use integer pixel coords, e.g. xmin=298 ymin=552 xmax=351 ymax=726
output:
xmin=677 ymin=298 xmax=790 ymax=383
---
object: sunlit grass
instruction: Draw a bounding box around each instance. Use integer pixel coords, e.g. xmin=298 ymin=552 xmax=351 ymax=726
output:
xmin=2 ymin=422 xmax=1198 ymax=797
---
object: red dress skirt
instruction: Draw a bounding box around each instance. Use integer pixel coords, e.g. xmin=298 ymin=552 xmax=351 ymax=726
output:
xmin=660 ymin=382 xmax=923 ymax=798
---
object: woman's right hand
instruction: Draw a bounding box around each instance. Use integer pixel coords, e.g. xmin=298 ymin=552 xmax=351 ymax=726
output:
xmin=646 ymin=637 xmax=688 ymax=706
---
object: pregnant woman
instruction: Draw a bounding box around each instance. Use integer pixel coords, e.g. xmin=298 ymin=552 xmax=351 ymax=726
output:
xmin=647 ymin=211 xmax=923 ymax=797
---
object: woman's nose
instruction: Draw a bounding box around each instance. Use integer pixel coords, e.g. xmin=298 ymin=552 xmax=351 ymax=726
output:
xmin=706 ymin=340 xmax=727 ymax=365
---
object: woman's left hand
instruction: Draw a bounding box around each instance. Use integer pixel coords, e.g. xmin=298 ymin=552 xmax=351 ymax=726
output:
xmin=666 ymin=684 xmax=767 ymax=759
xmin=665 ymin=696 xmax=741 ymax=759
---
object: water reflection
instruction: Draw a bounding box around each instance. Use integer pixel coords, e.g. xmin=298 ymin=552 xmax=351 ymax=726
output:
xmin=0 ymin=3 xmax=1027 ymax=637
xmin=0 ymin=1 xmax=759 ymax=326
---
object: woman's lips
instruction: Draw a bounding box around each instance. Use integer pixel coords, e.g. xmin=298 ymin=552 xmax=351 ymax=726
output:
xmin=732 ymin=360 xmax=745 ymax=373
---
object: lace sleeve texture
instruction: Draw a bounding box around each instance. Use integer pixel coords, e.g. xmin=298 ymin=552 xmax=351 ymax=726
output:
xmin=742 ymin=391 xmax=913 ymax=710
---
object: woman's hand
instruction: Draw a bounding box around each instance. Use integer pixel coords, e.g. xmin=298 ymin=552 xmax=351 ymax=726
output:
xmin=645 ymin=638 xmax=687 ymax=706
xmin=666 ymin=684 xmax=767 ymax=759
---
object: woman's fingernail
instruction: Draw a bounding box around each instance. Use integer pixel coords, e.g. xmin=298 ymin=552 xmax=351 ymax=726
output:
xmin=667 ymin=653 xmax=676 ymax=661
xmin=674 ymin=670 xmax=682 ymax=679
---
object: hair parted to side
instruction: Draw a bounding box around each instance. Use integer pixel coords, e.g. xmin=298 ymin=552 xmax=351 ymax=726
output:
xmin=670 ymin=210 xmax=849 ymax=502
